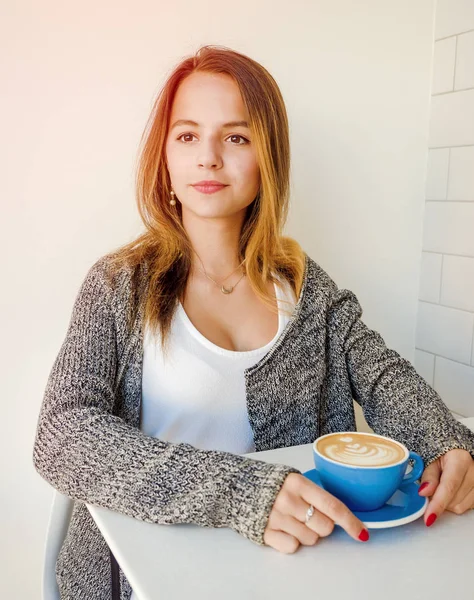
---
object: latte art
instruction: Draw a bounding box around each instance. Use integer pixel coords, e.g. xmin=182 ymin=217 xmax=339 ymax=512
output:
xmin=316 ymin=433 xmax=406 ymax=467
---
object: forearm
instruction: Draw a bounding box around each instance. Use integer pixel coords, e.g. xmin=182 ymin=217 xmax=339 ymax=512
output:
xmin=329 ymin=287 xmax=474 ymax=466
xmin=33 ymin=400 xmax=299 ymax=543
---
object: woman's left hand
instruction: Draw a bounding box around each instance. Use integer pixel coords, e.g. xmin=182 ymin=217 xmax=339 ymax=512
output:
xmin=418 ymin=449 xmax=474 ymax=526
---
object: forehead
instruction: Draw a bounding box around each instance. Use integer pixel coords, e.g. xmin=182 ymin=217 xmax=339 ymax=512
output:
xmin=170 ymin=72 xmax=248 ymax=123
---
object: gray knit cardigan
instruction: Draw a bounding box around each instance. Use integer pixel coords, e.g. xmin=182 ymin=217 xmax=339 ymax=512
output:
xmin=33 ymin=252 xmax=474 ymax=600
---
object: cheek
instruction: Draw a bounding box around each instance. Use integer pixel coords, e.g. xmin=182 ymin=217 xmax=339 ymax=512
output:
xmin=165 ymin=141 xmax=186 ymax=164
xmin=166 ymin=149 xmax=190 ymax=179
xmin=235 ymin=155 xmax=259 ymax=182
xmin=165 ymin=144 xmax=179 ymax=168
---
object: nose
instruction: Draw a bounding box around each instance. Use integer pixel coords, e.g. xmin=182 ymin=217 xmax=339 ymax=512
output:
xmin=197 ymin=138 xmax=223 ymax=169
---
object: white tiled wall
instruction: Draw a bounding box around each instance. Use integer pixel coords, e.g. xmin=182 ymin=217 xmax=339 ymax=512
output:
xmin=414 ymin=0 xmax=474 ymax=418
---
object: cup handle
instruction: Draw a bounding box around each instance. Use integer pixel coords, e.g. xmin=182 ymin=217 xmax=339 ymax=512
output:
xmin=400 ymin=451 xmax=424 ymax=487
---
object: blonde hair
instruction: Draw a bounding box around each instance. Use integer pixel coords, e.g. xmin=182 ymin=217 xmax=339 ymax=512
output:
xmin=106 ymin=44 xmax=307 ymax=357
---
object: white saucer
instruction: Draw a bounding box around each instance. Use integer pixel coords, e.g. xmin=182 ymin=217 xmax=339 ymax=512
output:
xmin=303 ymin=468 xmax=428 ymax=529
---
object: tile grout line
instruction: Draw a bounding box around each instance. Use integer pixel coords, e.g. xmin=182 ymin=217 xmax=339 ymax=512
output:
xmin=423 ymin=250 xmax=474 ymax=259
xmin=471 ymin=319 xmax=474 ymax=367
xmin=445 ymin=146 xmax=451 ymax=201
xmin=452 ymin=35 xmax=458 ymax=91
xmin=435 ymin=28 xmax=474 ymax=42
xmin=419 ymin=298 xmax=474 ymax=315
xmin=415 ymin=348 xmax=435 ymax=356
xmin=426 ymin=199 xmax=474 ymax=203
xmin=428 ymin=143 xmax=474 ymax=150
xmin=432 ymin=85 xmax=474 ymax=96
xmin=439 ymin=254 xmax=444 ymax=304
xmin=414 ymin=347 xmax=472 ymax=368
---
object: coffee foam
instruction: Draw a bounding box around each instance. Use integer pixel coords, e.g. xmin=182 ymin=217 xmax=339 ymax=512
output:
xmin=316 ymin=433 xmax=406 ymax=467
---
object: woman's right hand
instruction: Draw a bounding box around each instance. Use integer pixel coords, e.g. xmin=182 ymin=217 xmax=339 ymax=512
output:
xmin=264 ymin=473 xmax=369 ymax=553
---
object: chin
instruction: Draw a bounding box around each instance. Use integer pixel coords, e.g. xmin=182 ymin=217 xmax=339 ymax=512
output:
xmin=183 ymin=203 xmax=243 ymax=220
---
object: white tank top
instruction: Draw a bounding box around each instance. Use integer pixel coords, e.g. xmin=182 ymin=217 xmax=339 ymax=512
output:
xmin=131 ymin=274 xmax=297 ymax=598
xmin=139 ymin=273 xmax=297 ymax=453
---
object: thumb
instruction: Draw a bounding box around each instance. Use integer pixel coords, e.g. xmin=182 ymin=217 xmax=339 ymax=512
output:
xmin=418 ymin=460 xmax=441 ymax=496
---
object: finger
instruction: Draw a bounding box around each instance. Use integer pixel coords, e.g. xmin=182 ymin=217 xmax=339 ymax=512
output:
xmin=293 ymin=496 xmax=335 ymax=538
xmin=301 ymin=484 xmax=369 ymax=542
xmin=418 ymin=461 xmax=441 ymax=497
xmin=425 ymin=458 xmax=467 ymax=524
xmin=446 ymin=467 xmax=474 ymax=515
xmin=269 ymin=510 xmax=320 ymax=546
xmin=268 ymin=484 xmax=335 ymax=540
xmin=263 ymin=528 xmax=301 ymax=554
xmin=448 ymin=486 xmax=474 ymax=515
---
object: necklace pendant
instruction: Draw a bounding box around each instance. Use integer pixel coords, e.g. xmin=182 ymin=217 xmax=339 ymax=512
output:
xmin=221 ymin=285 xmax=233 ymax=294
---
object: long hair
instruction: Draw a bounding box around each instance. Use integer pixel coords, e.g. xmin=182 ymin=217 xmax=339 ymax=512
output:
xmin=106 ymin=44 xmax=307 ymax=358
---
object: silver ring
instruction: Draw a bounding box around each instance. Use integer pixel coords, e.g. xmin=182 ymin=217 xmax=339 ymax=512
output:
xmin=305 ymin=504 xmax=315 ymax=524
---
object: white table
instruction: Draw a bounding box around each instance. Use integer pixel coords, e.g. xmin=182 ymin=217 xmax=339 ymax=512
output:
xmin=87 ymin=418 xmax=474 ymax=600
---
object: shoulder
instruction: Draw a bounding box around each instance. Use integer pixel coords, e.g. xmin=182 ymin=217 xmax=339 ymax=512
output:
xmin=303 ymin=254 xmax=339 ymax=297
xmin=79 ymin=251 xmax=149 ymax=317
xmin=86 ymin=251 xmax=148 ymax=287
xmin=302 ymin=254 xmax=363 ymax=320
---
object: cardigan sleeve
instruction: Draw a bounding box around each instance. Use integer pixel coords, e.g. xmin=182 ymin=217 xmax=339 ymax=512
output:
xmin=32 ymin=258 xmax=299 ymax=546
xmin=327 ymin=286 xmax=474 ymax=468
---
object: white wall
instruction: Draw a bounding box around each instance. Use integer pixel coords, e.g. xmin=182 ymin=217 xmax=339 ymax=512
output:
xmin=2 ymin=0 xmax=447 ymax=596
xmin=414 ymin=0 xmax=474 ymax=419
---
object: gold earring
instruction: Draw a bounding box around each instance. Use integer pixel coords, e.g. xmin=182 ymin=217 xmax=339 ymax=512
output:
xmin=170 ymin=190 xmax=176 ymax=206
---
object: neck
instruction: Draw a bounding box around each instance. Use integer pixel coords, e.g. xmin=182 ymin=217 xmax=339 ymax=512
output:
xmin=182 ymin=213 xmax=245 ymax=280
xmin=191 ymin=251 xmax=245 ymax=281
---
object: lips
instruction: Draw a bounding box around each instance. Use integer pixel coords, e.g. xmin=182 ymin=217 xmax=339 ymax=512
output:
xmin=193 ymin=180 xmax=226 ymax=186
xmin=193 ymin=183 xmax=227 ymax=194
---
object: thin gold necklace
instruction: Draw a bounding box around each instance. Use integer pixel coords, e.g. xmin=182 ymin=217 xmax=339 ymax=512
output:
xmin=194 ymin=252 xmax=246 ymax=294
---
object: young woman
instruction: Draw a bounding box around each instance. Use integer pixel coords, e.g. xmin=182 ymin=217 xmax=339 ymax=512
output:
xmin=33 ymin=45 xmax=474 ymax=600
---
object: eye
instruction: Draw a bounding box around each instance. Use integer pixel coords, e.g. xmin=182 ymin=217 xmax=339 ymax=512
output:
xmin=176 ymin=133 xmax=249 ymax=145
xmin=227 ymin=134 xmax=249 ymax=145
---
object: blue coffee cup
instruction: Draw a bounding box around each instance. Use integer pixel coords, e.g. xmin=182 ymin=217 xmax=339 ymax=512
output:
xmin=312 ymin=431 xmax=424 ymax=512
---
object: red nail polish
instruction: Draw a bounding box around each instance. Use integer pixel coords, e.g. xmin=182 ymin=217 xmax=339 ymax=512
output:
xmin=418 ymin=482 xmax=429 ymax=494
xmin=426 ymin=513 xmax=437 ymax=527
xmin=358 ymin=528 xmax=370 ymax=541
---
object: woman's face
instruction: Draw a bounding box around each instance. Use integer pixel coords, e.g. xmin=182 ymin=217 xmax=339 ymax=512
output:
xmin=165 ymin=71 xmax=260 ymax=222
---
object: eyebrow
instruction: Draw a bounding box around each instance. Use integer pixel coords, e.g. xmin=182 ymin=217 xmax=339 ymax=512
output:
xmin=170 ymin=119 xmax=250 ymax=130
